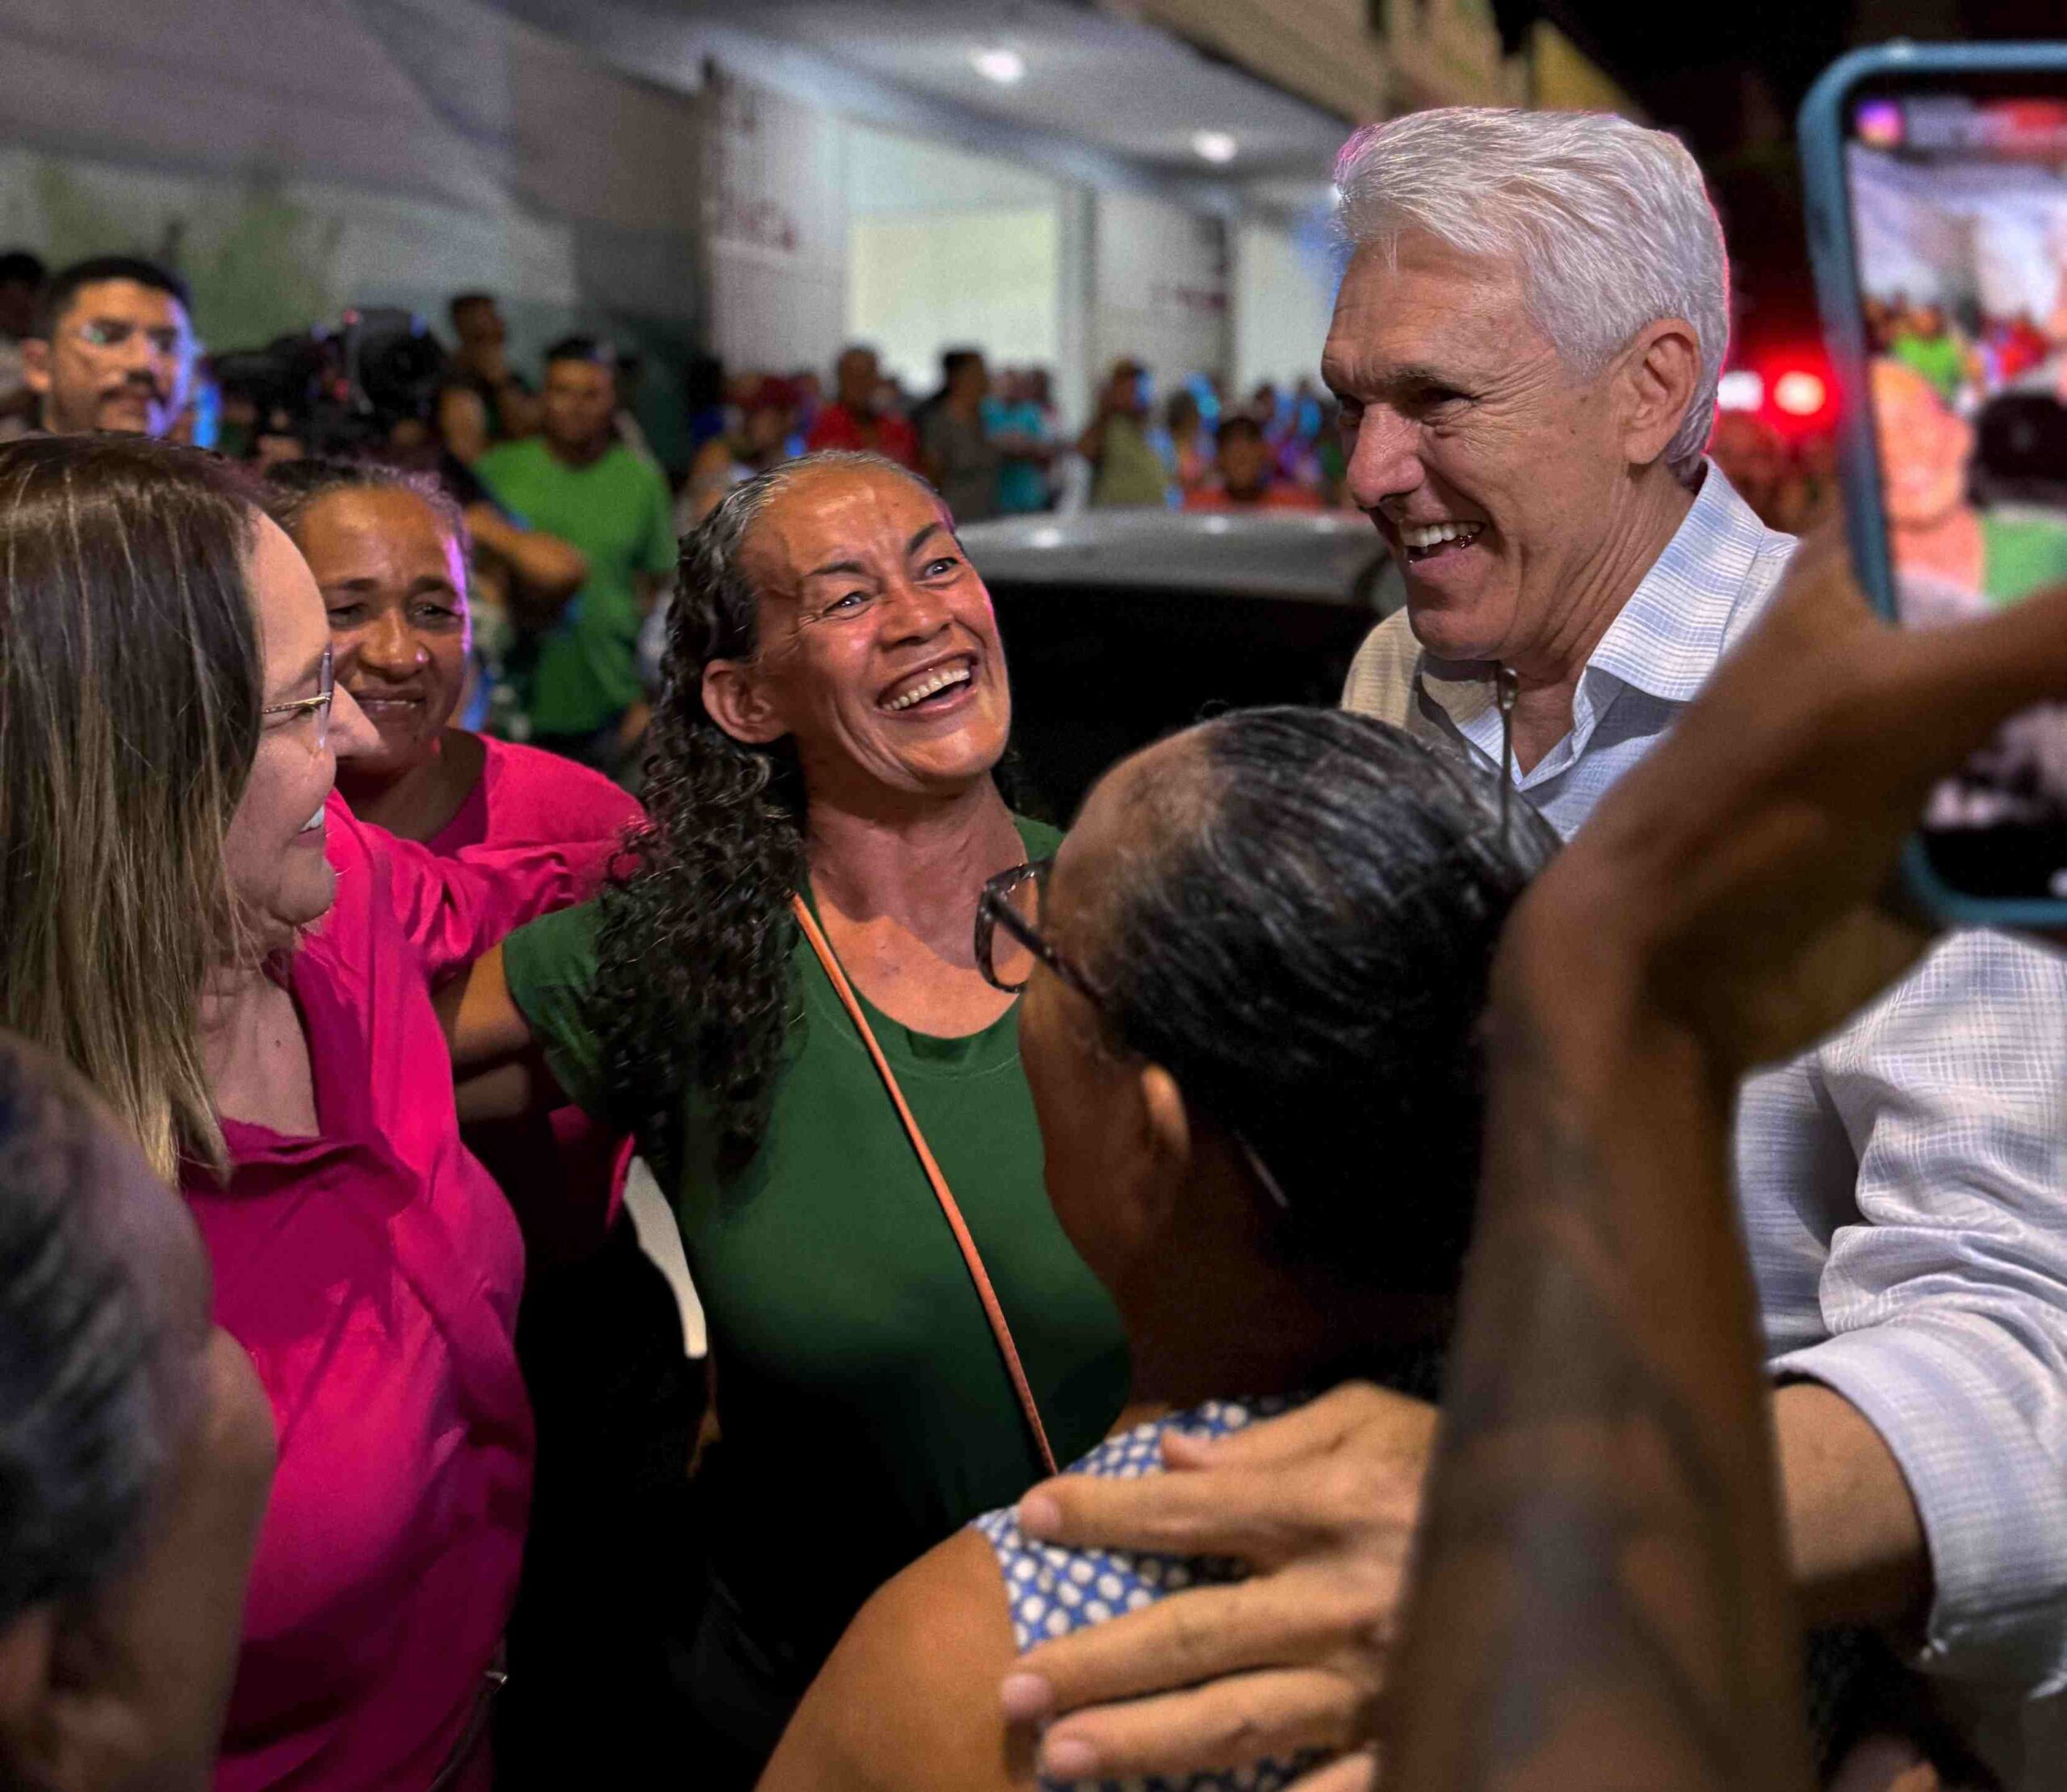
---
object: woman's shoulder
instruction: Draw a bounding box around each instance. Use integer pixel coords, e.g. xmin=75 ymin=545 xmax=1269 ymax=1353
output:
xmin=975 ymin=1401 xmax=1296 ymax=1642
xmin=474 ymin=735 xmax=647 ymax=848
xmin=760 ymin=1526 xmax=1024 ymax=1792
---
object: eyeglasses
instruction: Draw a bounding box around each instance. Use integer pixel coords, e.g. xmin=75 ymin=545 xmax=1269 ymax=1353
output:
xmin=69 ymin=318 xmax=195 ymax=358
xmin=975 ymin=859 xmax=1292 ymax=1211
xmin=261 ymin=647 xmax=335 ymax=752
xmin=976 ymin=859 xmax=1095 ymax=1001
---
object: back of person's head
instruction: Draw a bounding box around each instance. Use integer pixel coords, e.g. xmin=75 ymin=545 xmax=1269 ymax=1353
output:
xmin=0 ymin=1028 xmax=271 ymax=1792
xmin=0 ymin=252 xmax=44 ymax=293
xmin=447 ymin=291 xmax=496 ymax=327
xmin=941 ymin=347 xmax=983 ymax=388
xmin=0 ymin=436 xmax=262 ymax=1180
xmin=1087 ymin=707 xmax=1557 ymax=1294
xmin=1214 ymin=414 xmax=1264 ymax=449
xmin=1334 ymin=107 xmax=1728 ymax=481
xmin=35 ymin=255 xmax=191 ymax=341
xmin=0 ymin=1034 xmax=186 ymax=1638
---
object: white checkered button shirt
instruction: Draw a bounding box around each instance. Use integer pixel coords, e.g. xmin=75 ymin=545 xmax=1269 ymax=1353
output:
xmin=1345 ymin=463 xmax=2067 ymax=1785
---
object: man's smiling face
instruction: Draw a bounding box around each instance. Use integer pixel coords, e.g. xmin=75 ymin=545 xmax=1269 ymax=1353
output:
xmin=1325 ymin=230 xmax=1635 ymax=668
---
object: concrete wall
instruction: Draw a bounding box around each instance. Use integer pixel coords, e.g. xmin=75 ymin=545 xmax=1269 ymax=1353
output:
xmin=1089 ymin=189 xmax=1230 ymax=401
xmin=1232 ymin=216 xmax=1341 ymax=396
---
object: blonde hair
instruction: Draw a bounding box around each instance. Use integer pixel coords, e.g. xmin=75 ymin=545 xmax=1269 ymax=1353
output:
xmin=0 ymin=437 xmax=263 ymax=1180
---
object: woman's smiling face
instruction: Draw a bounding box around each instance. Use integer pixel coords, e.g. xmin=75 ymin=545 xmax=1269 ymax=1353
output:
xmin=706 ymin=464 xmax=1012 ymax=805
xmin=293 ymin=486 xmax=472 ymax=778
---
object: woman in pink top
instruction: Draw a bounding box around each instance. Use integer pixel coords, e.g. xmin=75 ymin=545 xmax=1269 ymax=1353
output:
xmin=0 ymin=435 xmax=616 ymax=1789
xmin=266 ymin=459 xmax=689 ymax=1785
xmin=265 ymin=460 xmax=644 ymax=1257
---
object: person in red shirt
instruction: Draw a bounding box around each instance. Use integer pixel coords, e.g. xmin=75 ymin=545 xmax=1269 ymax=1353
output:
xmin=804 ymin=343 xmax=920 ymax=468
xmin=1181 ymin=414 xmax=1325 ymax=514
xmin=0 ymin=434 xmax=618 ymax=1790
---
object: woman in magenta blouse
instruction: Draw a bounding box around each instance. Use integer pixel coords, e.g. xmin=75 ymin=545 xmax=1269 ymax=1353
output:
xmin=266 ymin=458 xmax=645 ymax=1258
xmin=266 ymin=459 xmax=686 ymax=1778
xmin=0 ymin=435 xmax=618 ymax=1789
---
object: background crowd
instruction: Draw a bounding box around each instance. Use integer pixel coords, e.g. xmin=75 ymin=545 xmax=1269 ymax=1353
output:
xmin=0 ymin=245 xmax=1374 ymax=793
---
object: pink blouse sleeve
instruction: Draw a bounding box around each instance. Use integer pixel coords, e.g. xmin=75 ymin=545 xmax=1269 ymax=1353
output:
xmin=323 ymin=793 xmax=616 ymax=982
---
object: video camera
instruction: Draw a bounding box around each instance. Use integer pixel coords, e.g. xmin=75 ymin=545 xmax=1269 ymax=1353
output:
xmin=212 ymin=308 xmax=447 ymax=457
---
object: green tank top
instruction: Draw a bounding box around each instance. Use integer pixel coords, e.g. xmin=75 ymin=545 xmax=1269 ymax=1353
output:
xmin=501 ymin=814 xmax=1130 ymax=1683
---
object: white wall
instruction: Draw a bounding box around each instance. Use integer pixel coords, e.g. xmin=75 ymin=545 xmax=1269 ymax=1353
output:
xmin=705 ymin=66 xmax=849 ymax=378
xmin=1232 ymin=218 xmax=1341 ymax=397
xmin=0 ymin=0 xmax=704 ymax=347
xmin=841 ymin=122 xmax=1065 ymax=394
xmin=849 ymin=210 xmax=1061 ymax=392
xmin=1089 ymin=189 xmax=1229 ymax=398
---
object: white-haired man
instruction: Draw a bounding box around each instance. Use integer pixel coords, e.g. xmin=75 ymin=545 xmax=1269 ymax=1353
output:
xmin=997 ymin=108 xmax=2067 ymax=1791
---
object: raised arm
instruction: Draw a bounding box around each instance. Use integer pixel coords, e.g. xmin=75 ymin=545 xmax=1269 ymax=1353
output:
xmin=1389 ymin=534 xmax=2067 ymax=1790
xmin=327 ymin=795 xmax=622 ymax=984
xmin=1386 ymin=857 xmax=1811 ymax=1792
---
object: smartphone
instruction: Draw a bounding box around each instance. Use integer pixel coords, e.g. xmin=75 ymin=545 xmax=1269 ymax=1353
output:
xmin=1801 ymin=43 xmax=2067 ymax=926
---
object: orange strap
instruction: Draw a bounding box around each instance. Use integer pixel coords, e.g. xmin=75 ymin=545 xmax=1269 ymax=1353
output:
xmin=791 ymin=894 xmax=1059 ymax=1477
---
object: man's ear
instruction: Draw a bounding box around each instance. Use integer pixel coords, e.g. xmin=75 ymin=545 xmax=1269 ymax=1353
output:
xmin=1132 ymin=1063 xmax=1193 ymax=1242
xmin=702 ymin=657 xmax=786 ymax=746
xmin=19 ymin=337 xmax=50 ymax=401
xmin=1618 ymin=317 xmax=1702 ymax=471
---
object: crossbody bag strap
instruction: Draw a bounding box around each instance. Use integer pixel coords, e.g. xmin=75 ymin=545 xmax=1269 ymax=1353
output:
xmin=791 ymin=894 xmax=1059 ymax=1478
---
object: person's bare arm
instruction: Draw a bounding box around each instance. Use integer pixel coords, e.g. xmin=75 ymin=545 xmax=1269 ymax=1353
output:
xmin=494 ymin=381 xmax=543 ymax=440
xmin=1384 ymin=876 xmax=1811 ymax=1792
xmin=433 ymin=945 xmax=561 ymax=1122
xmin=1773 ymin=1382 xmax=1927 ymax=1630
xmin=439 ymin=385 xmax=491 ymax=467
xmin=465 ymin=503 xmax=587 ymax=610
xmin=758 ymin=1529 xmax=1030 ymax=1792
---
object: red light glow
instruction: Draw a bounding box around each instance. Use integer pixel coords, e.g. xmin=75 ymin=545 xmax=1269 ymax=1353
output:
xmin=1773 ymin=370 xmax=1829 ymax=418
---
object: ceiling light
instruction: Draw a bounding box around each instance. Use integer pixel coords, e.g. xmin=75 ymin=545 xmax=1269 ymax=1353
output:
xmin=1192 ymin=130 xmax=1239 ymax=165
xmin=971 ymin=46 xmax=1025 ymax=85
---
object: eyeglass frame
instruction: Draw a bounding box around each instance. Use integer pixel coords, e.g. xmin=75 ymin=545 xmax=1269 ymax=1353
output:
xmin=260 ymin=645 xmax=335 ymax=752
xmin=975 ymin=859 xmax=1292 ymax=1212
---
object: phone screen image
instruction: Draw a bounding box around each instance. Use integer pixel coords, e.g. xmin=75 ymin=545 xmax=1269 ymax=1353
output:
xmin=1846 ymin=93 xmax=2067 ymax=900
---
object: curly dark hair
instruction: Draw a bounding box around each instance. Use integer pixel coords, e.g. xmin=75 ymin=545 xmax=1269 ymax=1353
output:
xmin=586 ymin=451 xmax=934 ymax=1174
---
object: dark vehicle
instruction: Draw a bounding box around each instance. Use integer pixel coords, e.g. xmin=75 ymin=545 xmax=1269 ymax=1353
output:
xmin=962 ymin=509 xmax=1402 ymax=821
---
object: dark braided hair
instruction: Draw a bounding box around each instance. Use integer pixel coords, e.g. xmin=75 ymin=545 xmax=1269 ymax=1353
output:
xmin=586 ymin=451 xmax=935 ymax=1173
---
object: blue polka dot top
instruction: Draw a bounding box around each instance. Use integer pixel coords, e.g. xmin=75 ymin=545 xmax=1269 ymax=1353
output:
xmin=971 ymin=1396 xmax=1325 ymax=1792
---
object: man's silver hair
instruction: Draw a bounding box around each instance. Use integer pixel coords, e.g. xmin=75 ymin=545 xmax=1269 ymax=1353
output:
xmin=1334 ymin=107 xmax=1729 ymax=484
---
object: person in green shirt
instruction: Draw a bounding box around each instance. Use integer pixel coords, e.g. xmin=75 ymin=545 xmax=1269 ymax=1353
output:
xmin=437 ymin=450 xmax=1130 ymax=1783
xmin=476 ymin=337 xmax=676 ymax=775
xmin=1079 ymin=360 xmax=1173 ymax=509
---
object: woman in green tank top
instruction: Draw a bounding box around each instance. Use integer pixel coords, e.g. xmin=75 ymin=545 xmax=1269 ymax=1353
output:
xmin=439 ymin=451 xmax=1130 ymax=1781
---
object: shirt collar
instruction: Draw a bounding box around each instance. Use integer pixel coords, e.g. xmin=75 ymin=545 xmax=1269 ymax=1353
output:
xmin=1583 ymin=462 xmax=1780 ymax=704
